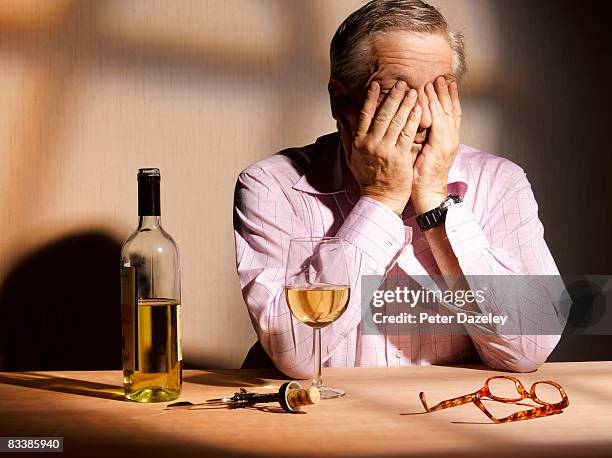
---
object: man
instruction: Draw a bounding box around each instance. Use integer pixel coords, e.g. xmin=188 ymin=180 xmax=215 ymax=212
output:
xmin=233 ymin=0 xmax=561 ymax=378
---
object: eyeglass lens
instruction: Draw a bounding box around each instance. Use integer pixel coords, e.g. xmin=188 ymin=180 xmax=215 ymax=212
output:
xmin=486 ymin=377 xmax=523 ymax=402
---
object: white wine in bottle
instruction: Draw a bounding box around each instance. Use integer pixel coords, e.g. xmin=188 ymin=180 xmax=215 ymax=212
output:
xmin=121 ymin=168 xmax=182 ymax=402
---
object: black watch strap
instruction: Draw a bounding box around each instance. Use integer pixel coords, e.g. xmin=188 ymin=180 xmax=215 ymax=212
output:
xmin=416 ymin=194 xmax=462 ymax=231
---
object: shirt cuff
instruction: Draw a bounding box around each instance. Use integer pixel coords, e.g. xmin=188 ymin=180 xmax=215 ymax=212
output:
xmin=336 ymin=197 xmax=412 ymax=267
xmin=445 ymin=202 xmax=490 ymax=258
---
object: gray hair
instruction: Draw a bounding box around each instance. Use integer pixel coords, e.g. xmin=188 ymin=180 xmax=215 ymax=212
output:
xmin=330 ymin=0 xmax=466 ymax=90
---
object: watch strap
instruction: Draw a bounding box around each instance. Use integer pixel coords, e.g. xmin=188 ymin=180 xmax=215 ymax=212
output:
xmin=416 ymin=194 xmax=462 ymax=231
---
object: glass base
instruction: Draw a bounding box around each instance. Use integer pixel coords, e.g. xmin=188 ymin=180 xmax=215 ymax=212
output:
xmin=317 ymin=386 xmax=346 ymax=400
xmin=125 ymin=386 xmax=181 ymax=403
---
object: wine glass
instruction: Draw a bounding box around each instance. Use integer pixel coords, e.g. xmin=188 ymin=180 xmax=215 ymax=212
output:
xmin=284 ymin=237 xmax=350 ymax=399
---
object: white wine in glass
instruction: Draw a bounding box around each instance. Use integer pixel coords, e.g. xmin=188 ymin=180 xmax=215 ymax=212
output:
xmin=285 ymin=237 xmax=350 ymax=399
xmin=285 ymin=284 xmax=349 ymax=326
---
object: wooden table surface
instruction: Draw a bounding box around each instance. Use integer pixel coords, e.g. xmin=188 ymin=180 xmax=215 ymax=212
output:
xmin=1 ymin=362 xmax=611 ymax=457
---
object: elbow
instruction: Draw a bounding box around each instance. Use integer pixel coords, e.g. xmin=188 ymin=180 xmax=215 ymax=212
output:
xmin=496 ymin=358 xmax=541 ymax=373
xmin=275 ymin=363 xmax=311 ymax=380
xmin=269 ymin=353 xmax=312 ymax=380
xmin=256 ymin=339 xmax=312 ymax=380
xmin=476 ymin=335 xmax=559 ymax=373
xmin=481 ymin=352 xmax=541 ymax=373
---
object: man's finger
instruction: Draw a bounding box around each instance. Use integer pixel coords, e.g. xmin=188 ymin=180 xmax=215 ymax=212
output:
xmin=382 ymin=88 xmax=418 ymax=146
xmin=434 ymin=76 xmax=454 ymax=115
xmin=449 ymin=80 xmax=462 ymax=121
xmin=369 ymin=80 xmax=408 ymax=141
xmin=425 ymin=82 xmax=439 ymax=106
xmin=354 ymin=81 xmax=380 ymax=140
xmin=427 ymin=97 xmax=453 ymax=146
xmin=396 ymin=103 xmax=422 ymax=151
xmin=339 ymin=116 xmax=354 ymax=163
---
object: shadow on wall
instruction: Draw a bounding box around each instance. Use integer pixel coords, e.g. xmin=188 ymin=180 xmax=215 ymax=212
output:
xmin=0 ymin=231 xmax=122 ymax=371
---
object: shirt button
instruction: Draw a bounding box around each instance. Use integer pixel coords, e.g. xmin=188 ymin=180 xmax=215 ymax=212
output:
xmin=395 ymin=350 xmax=404 ymax=359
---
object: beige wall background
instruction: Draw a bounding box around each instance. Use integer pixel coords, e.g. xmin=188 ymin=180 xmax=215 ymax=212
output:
xmin=1 ymin=1 xmax=609 ymax=369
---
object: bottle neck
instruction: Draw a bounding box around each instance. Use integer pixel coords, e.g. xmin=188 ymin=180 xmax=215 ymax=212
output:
xmin=138 ymin=215 xmax=162 ymax=229
xmin=138 ymin=177 xmax=161 ymax=219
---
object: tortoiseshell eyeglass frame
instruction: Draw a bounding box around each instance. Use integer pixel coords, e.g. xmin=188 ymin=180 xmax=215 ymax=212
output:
xmin=419 ymin=375 xmax=569 ymax=423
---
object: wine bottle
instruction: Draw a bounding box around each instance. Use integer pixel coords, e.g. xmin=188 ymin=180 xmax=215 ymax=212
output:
xmin=121 ymin=168 xmax=182 ymax=402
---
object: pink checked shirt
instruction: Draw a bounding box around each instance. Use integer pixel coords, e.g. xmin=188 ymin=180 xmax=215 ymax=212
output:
xmin=233 ymin=132 xmax=561 ymax=378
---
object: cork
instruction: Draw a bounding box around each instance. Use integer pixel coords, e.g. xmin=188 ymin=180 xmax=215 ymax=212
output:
xmin=280 ymin=382 xmax=320 ymax=413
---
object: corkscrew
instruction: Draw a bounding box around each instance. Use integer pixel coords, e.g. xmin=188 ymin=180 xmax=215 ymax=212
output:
xmin=166 ymin=381 xmax=320 ymax=413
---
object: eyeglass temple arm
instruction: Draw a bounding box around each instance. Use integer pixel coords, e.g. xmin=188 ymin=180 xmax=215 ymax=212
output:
xmin=472 ymin=397 xmax=568 ymax=424
xmin=500 ymin=404 xmax=565 ymax=423
xmin=420 ymin=391 xmax=478 ymax=413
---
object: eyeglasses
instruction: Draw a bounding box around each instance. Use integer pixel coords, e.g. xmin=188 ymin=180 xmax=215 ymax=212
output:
xmin=419 ymin=375 xmax=569 ymax=423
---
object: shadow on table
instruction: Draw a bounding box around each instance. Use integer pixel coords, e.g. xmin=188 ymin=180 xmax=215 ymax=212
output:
xmin=400 ymin=398 xmax=541 ymax=422
xmin=431 ymin=363 xmax=501 ymax=372
xmin=169 ymin=404 xmax=304 ymax=415
xmin=183 ymin=368 xmax=287 ymax=387
xmin=0 ymin=372 xmax=125 ymax=401
xmin=248 ymin=405 xmax=304 ymax=414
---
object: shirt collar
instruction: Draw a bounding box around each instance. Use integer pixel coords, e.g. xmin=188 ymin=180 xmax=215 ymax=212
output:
xmin=292 ymin=132 xmax=468 ymax=198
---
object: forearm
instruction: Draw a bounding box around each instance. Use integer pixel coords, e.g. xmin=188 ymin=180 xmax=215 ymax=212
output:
xmin=432 ymin=202 xmax=564 ymax=371
xmin=246 ymin=280 xmax=357 ymax=379
xmin=422 ymin=223 xmax=485 ymax=314
xmin=423 ymin=224 xmax=461 ymax=275
xmin=240 ymin=197 xmax=410 ymax=378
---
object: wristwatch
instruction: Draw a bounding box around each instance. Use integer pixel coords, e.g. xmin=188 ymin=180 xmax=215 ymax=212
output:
xmin=416 ymin=194 xmax=462 ymax=231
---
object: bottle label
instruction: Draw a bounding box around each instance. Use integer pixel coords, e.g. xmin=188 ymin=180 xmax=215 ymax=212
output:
xmin=120 ymin=266 xmax=136 ymax=372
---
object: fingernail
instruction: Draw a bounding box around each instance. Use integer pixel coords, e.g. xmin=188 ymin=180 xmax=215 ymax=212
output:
xmin=369 ymin=81 xmax=378 ymax=91
xmin=395 ymin=80 xmax=407 ymax=90
xmin=438 ymin=76 xmax=447 ymax=86
xmin=408 ymin=89 xmax=417 ymax=99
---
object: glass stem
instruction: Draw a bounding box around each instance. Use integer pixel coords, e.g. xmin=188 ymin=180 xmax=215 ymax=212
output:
xmin=312 ymin=328 xmax=323 ymax=388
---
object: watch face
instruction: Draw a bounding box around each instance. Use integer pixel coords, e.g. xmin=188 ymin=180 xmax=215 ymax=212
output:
xmin=442 ymin=194 xmax=462 ymax=208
